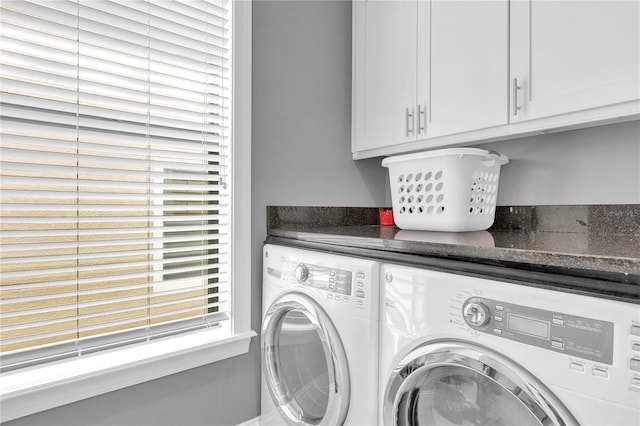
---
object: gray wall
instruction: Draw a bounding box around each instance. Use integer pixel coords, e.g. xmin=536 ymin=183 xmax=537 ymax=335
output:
xmin=475 ymin=121 xmax=640 ymax=206
xmin=6 ymin=1 xmax=638 ymax=425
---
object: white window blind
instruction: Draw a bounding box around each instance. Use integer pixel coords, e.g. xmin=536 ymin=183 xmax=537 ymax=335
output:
xmin=0 ymin=0 xmax=232 ymax=371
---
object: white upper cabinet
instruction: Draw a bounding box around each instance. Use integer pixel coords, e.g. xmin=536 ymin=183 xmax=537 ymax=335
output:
xmin=352 ymin=0 xmax=640 ymax=159
xmin=510 ymin=0 xmax=640 ymax=122
xmin=352 ymin=0 xmax=509 ymax=154
xmin=352 ymin=0 xmax=418 ymax=152
xmin=426 ymin=0 xmax=509 ymax=138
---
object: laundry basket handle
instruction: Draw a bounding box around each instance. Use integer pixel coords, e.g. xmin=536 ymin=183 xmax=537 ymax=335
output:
xmin=482 ymin=150 xmax=509 ymax=167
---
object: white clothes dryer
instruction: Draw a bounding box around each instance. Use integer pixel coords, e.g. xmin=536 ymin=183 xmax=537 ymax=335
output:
xmin=379 ymin=263 xmax=640 ymax=426
xmin=261 ymin=244 xmax=380 ymax=426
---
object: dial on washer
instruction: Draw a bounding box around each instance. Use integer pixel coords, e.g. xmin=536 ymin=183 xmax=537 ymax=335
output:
xmin=294 ymin=264 xmax=310 ymax=283
xmin=463 ymin=301 xmax=490 ymax=327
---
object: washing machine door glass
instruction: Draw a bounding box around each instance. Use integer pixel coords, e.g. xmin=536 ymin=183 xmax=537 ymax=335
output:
xmin=384 ymin=340 xmax=577 ymax=426
xmin=262 ymin=292 xmax=350 ymax=426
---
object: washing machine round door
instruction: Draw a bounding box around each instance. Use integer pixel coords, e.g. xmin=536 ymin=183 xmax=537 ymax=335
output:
xmin=384 ymin=340 xmax=578 ymax=426
xmin=262 ymin=291 xmax=350 ymax=426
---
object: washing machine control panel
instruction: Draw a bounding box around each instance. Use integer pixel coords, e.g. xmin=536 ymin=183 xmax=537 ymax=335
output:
xmin=462 ymin=297 xmax=614 ymax=365
xmin=292 ymin=262 xmax=353 ymax=296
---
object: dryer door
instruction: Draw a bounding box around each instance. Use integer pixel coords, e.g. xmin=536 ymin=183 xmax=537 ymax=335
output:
xmin=262 ymin=291 xmax=350 ymax=426
xmin=384 ymin=340 xmax=578 ymax=426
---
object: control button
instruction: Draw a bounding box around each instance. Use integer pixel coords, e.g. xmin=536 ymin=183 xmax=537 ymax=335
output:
xmin=357 ymin=281 xmax=365 ymax=288
xmin=493 ymin=329 xmax=502 ymax=335
xmin=328 ymin=283 xmax=335 ymax=290
xmin=494 ymin=316 xmax=503 ymax=322
xmin=330 ymin=271 xmax=336 ymax=277
xmin=630 ymin=358 xmax=640 ymax=372
xmin=463 ymin=302 xmax=490 ymax=327
xmin=342 ymin=297 xmax=350 ymax=304
xmin=326 ymin=294 xmax=333 ymax=300
xmin=631 ymin=325 xmax=640 ymax=336
xmin=569 ymin=362 xmax=585 ymax=373
xmin=329 ymin=277 xmax=335 ymax=284
xmin=334 ymin=295 xmax=341 ymax=302
xmin=356 ymin=300 xmax=364 ymax=307
xmin=495 ymin=305 xmax=504 ymax=311
xmin=294 ymin=264 xmax=310 ymax=283
xmin=632 ymin=343 xmax=640 ymax=352
xmin=552 ymin=318 xmax=565 ymax=327
xmin=592 ymin=367 xmax=608 ymax=379
xmin=631 ymin=378 xmax=640 ymax=391
xmin=356 ymin=290 xmax=365 ymax=298
xmin=551 ymin=339 xmax=564 ymax=350
xmin=356 ymin=272 xmax=365 ymax=279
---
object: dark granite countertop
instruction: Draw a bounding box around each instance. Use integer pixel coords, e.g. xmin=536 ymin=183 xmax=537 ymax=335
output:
xmin=266 ymin=206 xmax=640 ymax=297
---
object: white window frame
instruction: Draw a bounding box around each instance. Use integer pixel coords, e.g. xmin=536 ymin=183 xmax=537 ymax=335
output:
xmin=0 ymin=1 xmax=254 ymax=422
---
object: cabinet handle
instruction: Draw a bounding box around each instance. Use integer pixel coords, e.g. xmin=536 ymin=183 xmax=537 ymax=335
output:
xmin=417 ymin=104 xmax=426 ymax=135
xmin=405 ymin=107 xmax=414 ymax=137
xmin=512 ymin=78 xmax=522 ymax=116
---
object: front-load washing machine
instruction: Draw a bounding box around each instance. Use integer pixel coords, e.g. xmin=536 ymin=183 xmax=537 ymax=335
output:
xmin=261 ymin=244 xmax=379 ymax=426
xmin=379 ymin=262 xmax=640 ymax=426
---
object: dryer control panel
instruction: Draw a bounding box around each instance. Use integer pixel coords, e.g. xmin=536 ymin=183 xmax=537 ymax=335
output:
xmin=463 ymin=297 xmax=614 ymax=365
xmin=277 ymin=246 xmax=379 ymax=317
xmin=292 ymin=263 xmax=353 ymax=296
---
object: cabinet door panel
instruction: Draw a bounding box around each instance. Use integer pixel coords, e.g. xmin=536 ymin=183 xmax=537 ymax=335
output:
xmin=511 ymin=0 xmax=640 ymax=121
xmin=352 ymin=0 xmax=417 ymax=152
xmin=425 ymin=0 xmax=509 ymax=137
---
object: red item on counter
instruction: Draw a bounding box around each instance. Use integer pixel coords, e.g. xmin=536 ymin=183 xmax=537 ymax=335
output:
xmin=379 ymin=208 xmax=395 ymax=226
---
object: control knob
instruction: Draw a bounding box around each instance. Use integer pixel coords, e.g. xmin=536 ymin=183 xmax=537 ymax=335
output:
xmin=294 ymin=264 xmax=310 ymax=284
xmin=463 ymin=301 xmax=490 ymax=327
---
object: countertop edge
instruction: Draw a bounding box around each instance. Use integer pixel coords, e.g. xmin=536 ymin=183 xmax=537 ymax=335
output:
xmin=268 ymin=227 xmax=639 ymax=277
xmin=266 ymin=205 xmax=640 ymax=299
xmin=265 ymin=235 xmax=640 ymax=303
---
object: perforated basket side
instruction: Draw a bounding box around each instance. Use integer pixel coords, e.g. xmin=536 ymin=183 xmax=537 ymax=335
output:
xmin=386 ymin=153 xmax=504 ymax=232
xmin=467 ymin=169 xmax=501 ymax=217
xmin=391 ymin=168 xmax=447 ymax=216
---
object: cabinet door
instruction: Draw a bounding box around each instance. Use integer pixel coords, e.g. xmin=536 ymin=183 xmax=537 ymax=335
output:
xmin=510 ymin=0 xmax=640 ymax=122
xmin=424 ymin=0 xmax=509 ymax=138
xmin=352 ymin=0 xmax=418 ymax=152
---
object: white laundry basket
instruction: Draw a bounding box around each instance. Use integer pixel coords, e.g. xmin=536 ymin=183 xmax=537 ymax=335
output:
xmin=382 ymin=148 xmax=508 ymax=232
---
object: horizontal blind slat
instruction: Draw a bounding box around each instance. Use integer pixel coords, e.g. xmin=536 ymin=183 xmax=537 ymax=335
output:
xmin=2 ymin=284 xmax=229 ymax=318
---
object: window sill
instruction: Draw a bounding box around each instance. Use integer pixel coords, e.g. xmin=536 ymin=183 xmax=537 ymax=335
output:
xmin=0 ymin=328 xmax=256 ymax=422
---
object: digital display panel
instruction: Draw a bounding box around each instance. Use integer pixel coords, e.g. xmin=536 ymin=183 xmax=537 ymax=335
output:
xmin=333 ymin=271 xmax=353 ymax=295
xmin=464 ymin=296 xmax=615 ymax=364
xmin=305 ymin=266 xmax=352 ymax=295
xmin=508 ymin=314 xmax=549 ymax=339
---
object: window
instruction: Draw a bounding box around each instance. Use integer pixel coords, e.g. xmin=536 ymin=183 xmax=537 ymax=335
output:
xmin=0 ymin=0 xmax=252 ymax=420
